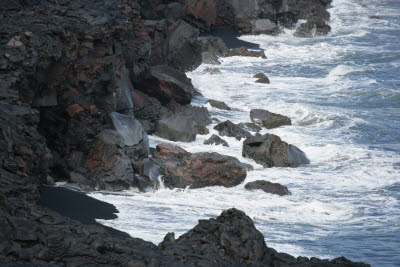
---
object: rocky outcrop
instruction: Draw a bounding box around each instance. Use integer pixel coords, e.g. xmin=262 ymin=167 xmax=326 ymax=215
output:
xmin=254 ymin=72 xmax=270 ymax=83
xmin=133 ymin=65 xmax=195 ymax=105
xmin=206 ymin=99 xmax=231 ymax=110
xmin=152 ymin=144 xmax=247 ymax=189
xmin=243 ymin=134 xmax=310 ymax=167
xmin=226 ymin=47 xmax=267 ymax=58
xmin=214 ymin=120 xmax=252 ymax=140
xmin=294 ymin=18 xmax=332 ymax=38
xmin=161 ymin=208 xmax=369 ymax=266
xmin=250 ymin=109 xmax=292 ymax=129
xmin=245 ymin=180 xmax=291 ymax=196
xmin=204 ymin=134 xmax=229 ymax=147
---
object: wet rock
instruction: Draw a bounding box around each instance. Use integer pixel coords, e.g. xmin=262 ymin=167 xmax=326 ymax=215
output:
xmin=294 ymin=18 xmax=331 ymax=38
xmin=131 ymin=89 xmax=164 ymax=133
xmin=109 ymin=112 xmax=149 ymax=160
xmin=206 ymin=99 xmax=231 ymax=110
xmin=253 ymin=73 xmax=270 ymax=84
xmin=204 ymin=134 xmax=229 ymax=147
xmin=134 ymin=65 xmax=195 ymax=105
xmin=202 ymin=67 xmax=222 ymax=75
xmin=237 ymin=122 xmax=262 ymax=132
xmin=245 ymin=180 xmax=291 ymax=196
xmin=252 ymin=19 xmax=281 ymax=35
xmin=201 ymin=52 xmax=222 ymax=65
xmin=226 ymin=47 xmax=267 ymax=58
xmin=242 ymin=133 xmax=310 ymax=167
xmin=161 ymin=152 xmax=247 ymax=189
xmin=250 ymin=109 xmax=291 ymax=129
xmin=214 ymin=120 xmax=252 ymax=140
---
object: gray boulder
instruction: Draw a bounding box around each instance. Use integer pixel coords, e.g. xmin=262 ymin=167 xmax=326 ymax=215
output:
xmin=155 ymin=113 xmax=197 ymax=142
xmin=204 ymin=134 xmax=229 ymax=147
xmin=253 ymin=73 xmax=270 ymax=84
xmin=214 ymin=120 xmax=252 ymax=140
xmin=294 ymin=18 xmax=331 ymax=38
xmin=250 ymin=109 xmax=291 ymax=129
xmin=237 ymin=122 xmax=262 ymax=132
xmin=242 ymin=133 xmax=310 ymax=167
xmin=245 ymin=180 xmax=291 ymax=196
xmin=202 ymin=68 xmax=222 ymax=75
xmin=207 ymin=99 xmax=231 ymax=110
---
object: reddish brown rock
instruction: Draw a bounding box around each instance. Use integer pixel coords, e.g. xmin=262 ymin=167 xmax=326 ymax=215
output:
xmin=66 ymin=104 xmax=84 ymax=117
xmin=226 ymin=47 xmax=267 ymax=59
xmin=84 ymin=143 xmax=104 ymax=169
xmin=186 ymin=0 xmax=217 ymax=26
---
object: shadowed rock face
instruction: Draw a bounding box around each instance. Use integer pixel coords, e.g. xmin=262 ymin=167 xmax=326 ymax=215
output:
xmin=243 ymin=133 xmax=310 ymax=167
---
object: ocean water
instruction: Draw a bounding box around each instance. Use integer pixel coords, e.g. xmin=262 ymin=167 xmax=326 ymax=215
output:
xmin=89 ymin=0 xmax=400 ymax=265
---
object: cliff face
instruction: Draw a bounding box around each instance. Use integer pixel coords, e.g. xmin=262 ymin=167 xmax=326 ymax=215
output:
xmin=0 ymin=0 xmax=369 ymax=266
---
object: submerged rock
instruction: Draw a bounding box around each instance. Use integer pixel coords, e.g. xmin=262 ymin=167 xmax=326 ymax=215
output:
xmin=202 ymin=67 xmax=222 ymax=75
xmin=204 ymin=134 xmax=229 ymax=147
xmin=245 ymin=180 xmax=291 ymax=196
xmin=214 ymin=120 xmax=252 ymax=140
xmin=253 ymin=72 xmax=270 ymax=84
xmin=206 ymin=99 xmax=231 ymax=110
xmin=242 ymin=133 xmax=310 ymax=167
xmin=226 ymin=47 xmax=267 ymax=59
xmin=250 ymin=109 xmax=291 ymax=129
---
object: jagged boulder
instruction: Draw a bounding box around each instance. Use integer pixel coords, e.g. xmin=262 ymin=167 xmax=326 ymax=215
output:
xmin=245 ymin=180 xmax=291 ymax=196
xmin=250 ymin=109 xmax=291 ymax=129
xmin=133 ymin=65 xmax=195 ymax=105
xmin=204 ymin=134 xmax=229 ymax=147
xmin=214 ymin=120 xmax=252 ymax=140
xmin=242 ymin=133 xmax=310 ymax=167
xmin=152 ymin=144 xmax=246 ymax=189
xmin=294 ymin=18 xmax=331 ymax=38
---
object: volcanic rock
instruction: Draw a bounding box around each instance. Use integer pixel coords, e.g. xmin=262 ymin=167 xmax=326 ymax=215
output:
xmin=294 ymin=18 xmax=332 ymax=38
xmin=161 ymin=152 xmax=247 ymax=189
xmin=253 ymin=73 xmax=270 ymax=83
xmin=206 ymin=99 xmax=231 ymax=110
xmin=250 ymin=109 xmax=291 ymax=129
xmin=226 ymin=47 xmax=267 ymax=58
xmin=237 ymin=122 xmax=262 ymax=132
xmin=214 ymin=120 xmax=252 ymax=140
xmin=133 ymin=65 xmax=195 ymax=105
xmin=242 ymin=133 xmax=310 ymax=167
xmin=204 ymin=134 xmax=229 ymax=147
xmin=245 ymin=180 xmax=291 ymax=196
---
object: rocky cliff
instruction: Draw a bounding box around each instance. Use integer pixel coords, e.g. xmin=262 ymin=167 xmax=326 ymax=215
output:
xmin=0 ymin=0 xmax=369 ymax=265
